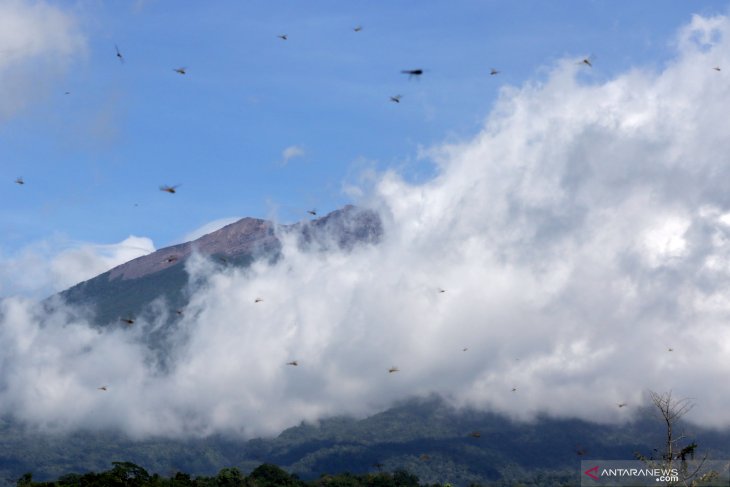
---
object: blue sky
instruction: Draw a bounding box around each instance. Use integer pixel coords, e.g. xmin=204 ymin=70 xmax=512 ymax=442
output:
xmin=2 ymin=1 xmax=729 ymax=263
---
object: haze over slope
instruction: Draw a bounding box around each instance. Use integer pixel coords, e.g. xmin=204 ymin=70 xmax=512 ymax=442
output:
xmin=3 ymin=12 xmax=730 ymax=439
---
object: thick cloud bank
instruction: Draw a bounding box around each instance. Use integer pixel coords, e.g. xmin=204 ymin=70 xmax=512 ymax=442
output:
xmin=3 ymin=13 xmax=730 ymax=437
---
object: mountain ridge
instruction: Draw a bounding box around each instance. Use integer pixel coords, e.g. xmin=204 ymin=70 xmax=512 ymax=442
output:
xmin=58 ymin=205 xmax=382 ymax=325
xmin=3 ymin=396 xmax=729 ymax=487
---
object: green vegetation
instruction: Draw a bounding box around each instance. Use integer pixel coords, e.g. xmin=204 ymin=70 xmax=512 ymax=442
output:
xmin=15 ymin=462 xmax=424 ymax=487
xmin=59 ymin=260 xmax=193 ymax=327
xmin=14 ymin=461 xmax=576 ymax=487
xmin=3 ymin=397 xmax=730 ymax=487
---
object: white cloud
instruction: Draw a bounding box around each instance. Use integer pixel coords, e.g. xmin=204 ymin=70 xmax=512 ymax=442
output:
xmin=281 ymin=145 xmax=305 ymax=165
xmin=641 ymin=215 xmax=691 ymax=267
xmin=0 ymin=0 xmax=85 ymax=121
xmin=0 ymin=236 xmax=154 ymax=298
xmin=50 ymin=236 xmax=156 ymax=290
xmin=5 ymin=12 xmax=730 ymax=437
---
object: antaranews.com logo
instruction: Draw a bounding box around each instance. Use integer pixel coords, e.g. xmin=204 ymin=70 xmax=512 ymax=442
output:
xmin=584 ymin=465 xmax=678 ymax=483
xmin=580 ymin=460 xmax=730 ymax=486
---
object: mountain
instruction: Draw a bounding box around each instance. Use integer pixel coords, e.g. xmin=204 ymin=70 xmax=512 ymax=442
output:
xmin=3 ymin=396 xmax=730 ymax=486
xmin=57 ymin=205 xmax=382 ymax=327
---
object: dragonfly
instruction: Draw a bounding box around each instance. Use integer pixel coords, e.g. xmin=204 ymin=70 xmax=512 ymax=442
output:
xmin=160 ymin=184 xmax=180 ymax=194
xmin=401 ymin=69 xmax=423 ymax=79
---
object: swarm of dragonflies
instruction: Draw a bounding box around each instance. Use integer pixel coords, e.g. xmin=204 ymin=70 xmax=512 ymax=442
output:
xmin=72 ymin=29 xmax=714 ymax=398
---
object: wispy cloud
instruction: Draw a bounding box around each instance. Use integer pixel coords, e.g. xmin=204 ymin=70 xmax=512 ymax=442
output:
xmin=3 ymin=13 xmax=730 ymax=438
xmin=0 ymin=0 xmax=85 ymax=121
xmin=281 ymin=145 xmax=305 ymax=165
xmin=0 ymin=236 xmax=155 ymax=298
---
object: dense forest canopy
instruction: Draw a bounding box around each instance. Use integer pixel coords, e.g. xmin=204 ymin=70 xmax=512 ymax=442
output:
xmin=14 ymin=461 xmax=573 ymax=487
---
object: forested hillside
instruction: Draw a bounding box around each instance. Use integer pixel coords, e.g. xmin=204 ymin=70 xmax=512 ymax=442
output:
xmin=4 ymin=397 xmax=729 ymax=487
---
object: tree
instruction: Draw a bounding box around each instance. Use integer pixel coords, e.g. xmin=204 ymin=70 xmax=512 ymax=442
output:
xmin=248 ymin=464 xmax=303 ymax=487
xmin=215 ymin=467 xmax=244 ymax=487
xmin=392 ymin=470 xmax=420 ymax=487
xmin=109 ymin=461 xmax=152 ymax=486
xmin=636 ymin=390 xmax=719 ymax=486
xmin=16 ymin=473 xmax=32 ymax=487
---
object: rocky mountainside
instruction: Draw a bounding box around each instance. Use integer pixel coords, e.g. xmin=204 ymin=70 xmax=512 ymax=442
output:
xmin=57 ymin=205 xmax=382 ymax=326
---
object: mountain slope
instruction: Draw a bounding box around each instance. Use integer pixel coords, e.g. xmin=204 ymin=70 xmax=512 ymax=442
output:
xmin=57 ymin=206 xmax=382 ymax=326
xmin=3 ymin=396 xmax=729 ymax=486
